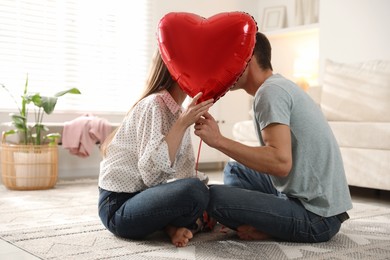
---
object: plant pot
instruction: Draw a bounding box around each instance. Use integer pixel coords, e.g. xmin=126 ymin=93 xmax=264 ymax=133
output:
xmin=1 ymin=142 xmax=58 ymax=190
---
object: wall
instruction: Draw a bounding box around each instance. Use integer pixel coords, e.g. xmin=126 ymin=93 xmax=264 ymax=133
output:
xmin=147 ymin=0 xmax=260 ymax=61
xmin=0 ymin=0 xmax=260 ymax=181
xmin=319 ymin=0 xmax=390 ymax=79
xmin=255 ymin=0 xmax=390 ymax=86
xmin=256 ymin=0 xmax=320 ymax=85
xmin=256 ymin=0 xmax=296 ymax=29
xmin=266 ymin=29 xmax=319 ymax=84
xmin=149 ymin=0 xmax=258 ymax=35
xmin=5 ymin=0 xmax=388 ymax=180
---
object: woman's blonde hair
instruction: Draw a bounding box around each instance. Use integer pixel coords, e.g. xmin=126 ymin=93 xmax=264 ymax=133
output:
xmin=100 ymin=50 xmax=175 ymax=156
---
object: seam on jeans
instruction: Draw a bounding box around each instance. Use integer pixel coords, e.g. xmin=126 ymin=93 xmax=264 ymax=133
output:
xmin=116 ymin=205 xmax=195 ymax=220
xmin=98 ymin=197 xmax=109 ymax=212
xmin=298 ymin=217 xmax=334 ymax=242
xmin=214 ymin=206 xmax=296 ymax=226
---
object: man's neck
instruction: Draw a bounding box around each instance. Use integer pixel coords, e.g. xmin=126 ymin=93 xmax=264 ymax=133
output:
xmin=258 ymin=69 xmax=273 ymax=85
xmin=247 ymin=69 xmax=273 ymax=96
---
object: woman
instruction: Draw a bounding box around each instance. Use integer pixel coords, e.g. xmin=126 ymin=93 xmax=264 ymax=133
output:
xmin=98 ymin=50 xmax=214 ymax=247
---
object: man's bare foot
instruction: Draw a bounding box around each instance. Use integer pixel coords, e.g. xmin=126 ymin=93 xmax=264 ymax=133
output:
xmin=165 ymin=226 xmax=194 ymax=247
xmin=236 ymin=225 xmax=270 ymax=240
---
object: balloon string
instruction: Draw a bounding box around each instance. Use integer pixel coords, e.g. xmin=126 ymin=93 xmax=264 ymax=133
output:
xmin=195 ymin=138 xmax=203 ymax=177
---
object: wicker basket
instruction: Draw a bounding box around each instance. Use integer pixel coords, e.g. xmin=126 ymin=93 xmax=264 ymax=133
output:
xmin=1 ymin=134 xmax=58 ymax=190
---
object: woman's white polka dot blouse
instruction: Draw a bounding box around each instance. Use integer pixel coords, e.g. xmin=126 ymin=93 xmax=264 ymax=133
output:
xmin=98 ymin=90 xmax=198 ymax=193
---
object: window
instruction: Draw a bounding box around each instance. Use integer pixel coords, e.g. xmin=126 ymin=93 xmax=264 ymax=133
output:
xmin=0 ymin=0 xmax=152 ymax=114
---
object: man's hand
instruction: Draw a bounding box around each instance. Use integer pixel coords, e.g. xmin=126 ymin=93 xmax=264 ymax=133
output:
xmin=196 ymin=116 xmax=292 ymax=177
xmin=194 ymin=111 xmax=222 ymax=148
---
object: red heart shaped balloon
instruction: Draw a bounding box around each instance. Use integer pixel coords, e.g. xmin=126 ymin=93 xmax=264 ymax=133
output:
xmin=157 ymin=12 xmax=257 ymax=103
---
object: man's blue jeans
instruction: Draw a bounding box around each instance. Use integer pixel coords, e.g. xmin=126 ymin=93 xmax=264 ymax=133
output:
xmin=207 ymin=161 xmax=342 ymax=242
xmin=98 ymin=178 xmax=209 ymax=239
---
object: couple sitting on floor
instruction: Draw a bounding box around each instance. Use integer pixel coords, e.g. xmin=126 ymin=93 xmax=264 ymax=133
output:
xmin=97 ymin=32 xmax=352 ymax=247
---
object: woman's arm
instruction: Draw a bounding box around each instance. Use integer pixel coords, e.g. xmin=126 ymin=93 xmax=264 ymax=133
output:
xmin=165 ymin=93 xmax=213 ymax=164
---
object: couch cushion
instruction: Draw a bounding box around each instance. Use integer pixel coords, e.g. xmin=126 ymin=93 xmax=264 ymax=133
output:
xmin=341 ymin=147 xmax=390 ymax=191
xmin=232 ymin=120 xmax=258 ymax=146
xmin=329 ymin=122 xmax=390 ymax=150
xmin=321 ymin=60 xmax=390 ymax=122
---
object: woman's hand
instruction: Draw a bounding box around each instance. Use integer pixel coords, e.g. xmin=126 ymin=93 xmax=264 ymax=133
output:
xmin=165 ymin=92 xmax=213 ymax=165
xmin=177 ymin=92 xmax=214 ymax=128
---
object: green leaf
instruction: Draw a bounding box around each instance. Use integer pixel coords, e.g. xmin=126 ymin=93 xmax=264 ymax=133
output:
xmin=33 ymin=124 xmax=47 ymax=131
xmin=30 ymin=93 xmax=42 ymax=106
xmin=4 ymin=129 xmax=17 ymax=136
xmin=40 ymin=96 xmax=58 ymax=114
xmin=21 ymin=74 xmax=28 ymax=117
xmin=9 ymin=113 xmax=27 ymax=131
xmin=46 ymin=133 xmax=61 ymax=138
xmin=55 ymin=88 xmax=81 ymax=97
xmin=46 ymin=133 xmax=61 ymax=146
xmin=9 ymin=113 xmax=26 ymax=122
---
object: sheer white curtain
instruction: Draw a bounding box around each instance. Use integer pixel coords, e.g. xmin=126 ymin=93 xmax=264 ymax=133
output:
xmin=0 ymin=0 xmax=152 ymax=114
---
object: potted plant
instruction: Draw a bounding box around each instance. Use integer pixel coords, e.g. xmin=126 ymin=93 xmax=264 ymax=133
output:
xmin=1 ymin=75 xmax=81 ymax=190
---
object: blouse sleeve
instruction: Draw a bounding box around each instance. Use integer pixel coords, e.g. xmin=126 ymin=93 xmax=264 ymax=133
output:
xmin=136 ymin=102 xmax=176 ymax=187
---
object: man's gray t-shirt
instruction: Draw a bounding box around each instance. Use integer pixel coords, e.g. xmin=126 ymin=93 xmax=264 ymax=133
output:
xmin=253 ymin=73 xmax=352 ymax=217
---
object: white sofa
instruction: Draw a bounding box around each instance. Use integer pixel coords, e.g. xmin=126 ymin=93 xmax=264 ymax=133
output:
xmin=232 ymin=60 xmax=390 ymax=191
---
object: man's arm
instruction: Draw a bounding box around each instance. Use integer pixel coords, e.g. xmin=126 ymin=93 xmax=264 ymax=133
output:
xmin=195 ymin=112 xmax=292 ymax=177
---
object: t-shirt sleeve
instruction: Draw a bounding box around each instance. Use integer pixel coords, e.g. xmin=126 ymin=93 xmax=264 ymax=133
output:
xmin=254 ymin=85 xmax=292 ymax=130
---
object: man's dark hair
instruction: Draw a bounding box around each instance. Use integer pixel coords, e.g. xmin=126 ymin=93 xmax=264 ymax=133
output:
xmin=253 ymin=32 xmax=273 ymax=71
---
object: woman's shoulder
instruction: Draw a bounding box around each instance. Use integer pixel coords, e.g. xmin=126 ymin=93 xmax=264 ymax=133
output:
xmin=136 ymin=91 xmax=165 ymax=110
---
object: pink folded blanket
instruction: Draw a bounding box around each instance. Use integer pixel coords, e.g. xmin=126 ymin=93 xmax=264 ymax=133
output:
xmin=62 ymin=114 xmax=112 ymax=157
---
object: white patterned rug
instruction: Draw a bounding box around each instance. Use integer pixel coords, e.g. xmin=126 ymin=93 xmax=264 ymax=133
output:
xmin=1 ymin=179 xmax=390 ymax=260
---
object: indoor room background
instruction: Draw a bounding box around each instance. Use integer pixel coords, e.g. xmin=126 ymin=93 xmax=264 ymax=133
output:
xmin=0 ymin=0 xmax=389 ymax=181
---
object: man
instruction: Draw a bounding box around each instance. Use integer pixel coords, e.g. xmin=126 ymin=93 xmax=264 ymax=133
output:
xmin=194 ymin=32 xmax=352 ymax=242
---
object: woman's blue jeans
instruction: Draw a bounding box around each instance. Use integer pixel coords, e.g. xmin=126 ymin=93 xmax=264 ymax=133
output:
xmin=98 ymin=178 xmax=209 ymax=239
xmin=207 ymin=161 xmax=342 ymax=243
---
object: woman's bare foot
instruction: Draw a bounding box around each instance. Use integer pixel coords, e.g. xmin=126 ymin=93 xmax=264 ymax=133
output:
xmin=236 ymin=225 xmax=270 ymax=240
xmin=165 ymin=226 xmax=194 ymax=247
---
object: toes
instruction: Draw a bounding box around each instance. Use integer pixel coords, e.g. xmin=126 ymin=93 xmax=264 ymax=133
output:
xmin=171 ymin=227 xmax=193 ymax=247
xmin=176 ymin=238 xmax=189 ymax=247
xmin=185 ymin=229 xmax=193 ymax=239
